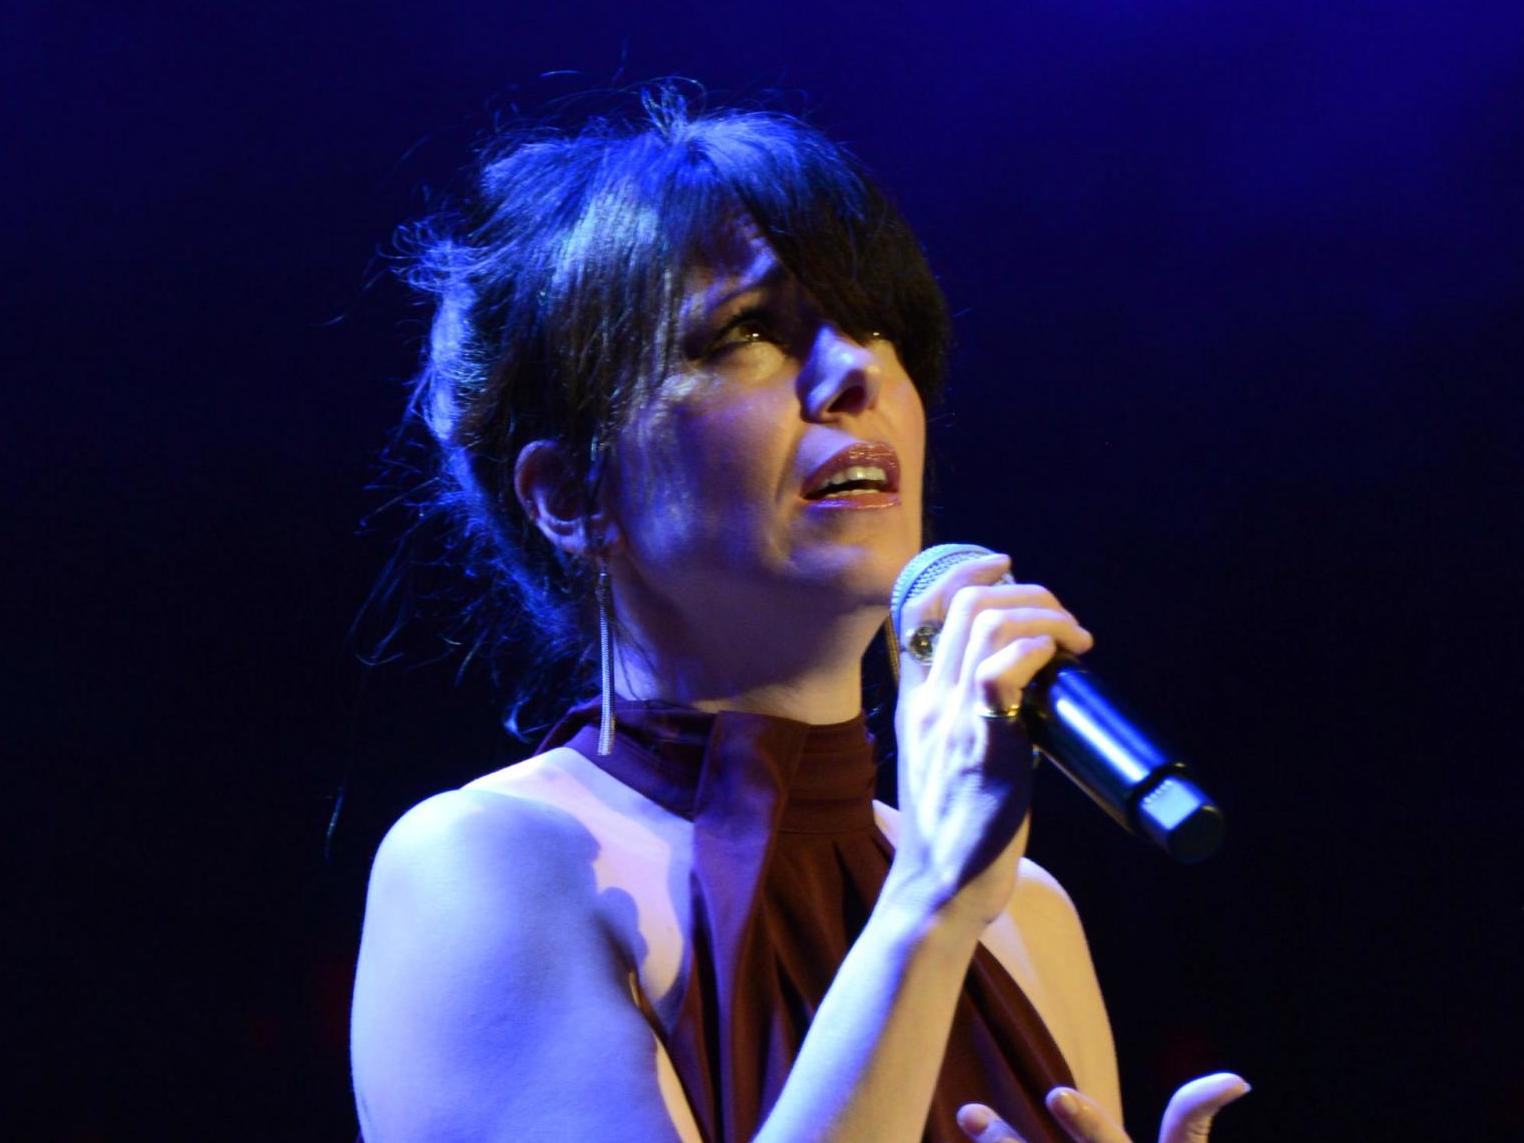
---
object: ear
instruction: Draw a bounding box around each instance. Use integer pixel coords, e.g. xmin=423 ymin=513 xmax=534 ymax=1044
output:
xmin=513 ymin=439 xmax=619 ymax=559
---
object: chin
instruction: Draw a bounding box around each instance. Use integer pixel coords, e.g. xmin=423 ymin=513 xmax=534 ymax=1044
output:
xmin=811 ymin=541 xmax=916 ymax=609
xmin=780 ymin=511 xmax=920 ymax=604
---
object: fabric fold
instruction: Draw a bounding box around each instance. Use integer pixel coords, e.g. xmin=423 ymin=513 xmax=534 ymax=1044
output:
xmin=538 ymin=700 xmax=1074 ymax=1143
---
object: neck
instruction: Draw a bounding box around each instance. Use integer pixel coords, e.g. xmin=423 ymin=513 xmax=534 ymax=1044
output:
xmin=610 ymin=588 xmax=884 ymax=726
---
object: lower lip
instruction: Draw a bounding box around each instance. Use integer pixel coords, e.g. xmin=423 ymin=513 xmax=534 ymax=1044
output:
xmin=801 ymin=491 xmax=901 ymax=511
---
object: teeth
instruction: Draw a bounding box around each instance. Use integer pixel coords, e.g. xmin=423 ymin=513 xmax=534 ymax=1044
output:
xmin=818 ymin=465 xmax=888 ymax=491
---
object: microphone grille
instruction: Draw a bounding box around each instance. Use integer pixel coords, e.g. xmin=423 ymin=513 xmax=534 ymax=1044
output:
xmin=889 ymin=543 xmax=1000 ymax=639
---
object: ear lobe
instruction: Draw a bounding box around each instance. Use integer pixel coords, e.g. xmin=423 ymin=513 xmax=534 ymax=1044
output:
xmin=513 ymin=439 xmax=618 ymax=559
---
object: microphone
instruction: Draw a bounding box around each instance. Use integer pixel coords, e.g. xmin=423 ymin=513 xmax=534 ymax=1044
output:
xmin=889 ymin=543 xmax=1225 ymax=863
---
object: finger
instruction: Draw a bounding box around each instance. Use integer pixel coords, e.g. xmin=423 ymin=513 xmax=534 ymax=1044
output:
xmin=1046 ymin=1087 xmax=1132 ymax=1143
xmin=960 ymin=609 xmax=1094 ymax=689
xmin=896 ymin=553 xmax=1011 ymax=687
xmin=1158 ymin=1073 xmax=1250 ymax=1143
xmin=930 ymin=579 xmax=1061 ymax=694
xmin=903 ymin=578 xmax=1075 ymax=634
xmin=956 ymin=1102 xmax=1028 ymax=1143
xmin=925 ymin=585 xmax=1090 ymax=693
xmin=971 ymin=635 xmax=1057 ymax=713
xmin=974 ymin=581 xmax=1069 ymax=615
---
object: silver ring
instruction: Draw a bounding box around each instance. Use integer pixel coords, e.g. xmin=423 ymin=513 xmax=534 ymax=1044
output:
xmin=905 ymin=622 xmax=941 ymax=665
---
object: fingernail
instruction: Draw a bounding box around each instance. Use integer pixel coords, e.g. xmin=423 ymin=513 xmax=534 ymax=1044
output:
xmin=960 ymin=1105 xmax=992 ymax=1132
xmin=1052 ymin=1090 xmax=1080 ymax=1118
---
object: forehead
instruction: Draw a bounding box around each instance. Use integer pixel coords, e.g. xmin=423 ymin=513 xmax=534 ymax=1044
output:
xmin=681 ymin=222 xmax=786 ymax=312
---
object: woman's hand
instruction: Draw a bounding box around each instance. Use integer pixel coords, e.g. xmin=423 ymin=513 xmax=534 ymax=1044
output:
xmin=956 ymin=1075 xmax=1251 ymax=1143
xmin=889 ymin=552 xmax=1094 ymax=928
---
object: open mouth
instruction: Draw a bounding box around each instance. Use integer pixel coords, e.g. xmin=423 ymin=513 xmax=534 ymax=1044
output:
xmin=803 ymin=465 xmax=893 ymax=499
xmin=802 ymin=442 xmax=900 ymax=500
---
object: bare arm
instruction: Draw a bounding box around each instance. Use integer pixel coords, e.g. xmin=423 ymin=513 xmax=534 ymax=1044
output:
xmin=351 ymin=789 xmax=704 ymax=1142
xmin=752 ymin=850 xmax=1010 ymax=1143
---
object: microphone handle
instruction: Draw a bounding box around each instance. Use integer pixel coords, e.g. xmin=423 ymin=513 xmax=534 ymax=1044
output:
xmin=1022 ymin=655 xmax=1225 ymax=863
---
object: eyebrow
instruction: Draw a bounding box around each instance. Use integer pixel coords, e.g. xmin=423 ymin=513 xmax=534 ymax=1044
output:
xmin=688 ymin=258 xmax=791 ymax=325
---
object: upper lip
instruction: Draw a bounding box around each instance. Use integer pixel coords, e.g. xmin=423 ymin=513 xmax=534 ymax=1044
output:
xmin=801 ymin=441 xmax=901 ymax=498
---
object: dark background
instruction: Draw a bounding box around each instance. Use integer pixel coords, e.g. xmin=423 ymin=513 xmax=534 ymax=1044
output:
xmin=10 ymin=2 xmax=1522 ymax=1139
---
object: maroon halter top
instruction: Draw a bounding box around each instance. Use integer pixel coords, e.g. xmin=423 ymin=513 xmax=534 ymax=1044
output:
xmin=539 ymin=701 xmax=1074 ymax=1143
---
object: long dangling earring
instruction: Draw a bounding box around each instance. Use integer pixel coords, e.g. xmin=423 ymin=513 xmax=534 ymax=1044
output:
xmin=596 ymin=566 xmax=616 ymax=756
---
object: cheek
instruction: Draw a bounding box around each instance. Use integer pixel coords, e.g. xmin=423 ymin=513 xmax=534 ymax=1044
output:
xmin=670 ymin=390 xmax=793 ymax=499
xmin=614 ymin=394 xmax=790 ymax=547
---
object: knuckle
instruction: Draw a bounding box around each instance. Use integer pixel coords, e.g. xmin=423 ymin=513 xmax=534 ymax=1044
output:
xmin=1011 ymin=606 xmax=1053 ymax=633
xmin=971 ymin=662 xmax=1003 ymax=694
xmin=1016 ymin=637 xmax=1057 ymax=682
xmin=973 ymin=649 xmax=1036 ymax=699
xmin=945 ymin=584 xmax=982 ymax=625
xmin=969 ymin=606 xmax=1005 ymax=644
xmin=1033 ymin=584 xmax=1063 ymax=609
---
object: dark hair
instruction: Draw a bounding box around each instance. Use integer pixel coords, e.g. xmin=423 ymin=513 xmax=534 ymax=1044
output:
xmin=393 ymin=85 xmax=951 ymax=730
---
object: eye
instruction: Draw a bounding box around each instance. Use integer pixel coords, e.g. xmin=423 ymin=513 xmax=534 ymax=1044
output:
xmin=706 ymin=306 xmax=783 ymax=356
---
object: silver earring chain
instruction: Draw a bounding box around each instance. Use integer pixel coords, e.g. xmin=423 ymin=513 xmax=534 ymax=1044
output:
xmin=596 ymin=567 xmax=616 ymax=756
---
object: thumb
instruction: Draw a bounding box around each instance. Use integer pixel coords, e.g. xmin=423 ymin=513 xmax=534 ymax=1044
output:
xmin=1159 ymin=1073 xmax=1251 ymax=1143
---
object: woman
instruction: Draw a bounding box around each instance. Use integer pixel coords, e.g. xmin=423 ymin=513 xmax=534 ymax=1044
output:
xmin=350 ymin=90 xmax=1248 ymax=1142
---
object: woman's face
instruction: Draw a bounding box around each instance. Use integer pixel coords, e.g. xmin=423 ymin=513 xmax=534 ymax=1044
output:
xmin=607 ymin=228 xmax=926 ymax=639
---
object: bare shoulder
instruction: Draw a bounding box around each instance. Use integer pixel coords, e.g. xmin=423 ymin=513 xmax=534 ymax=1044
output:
xmin=1008 ymin=853 xmax=1080 ymax=923
xmin=354 ymin=782 xmax=611 ymax=1055
xmin=364 ymin=777 xmax=599 ymax=920
xmin=383 ymin=761 xmax=593 ymax=856
xmin=461 ymin=744 xmax=591 ymax=805
xmin=467 ymin=744 xmax=689 ymax=843
xmin=352 ymin=773 xmax=701 ymax=1141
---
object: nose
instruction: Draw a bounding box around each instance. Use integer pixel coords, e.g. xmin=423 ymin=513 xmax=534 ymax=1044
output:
xmin=800 ymin=325 xmax=882 ymax=420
